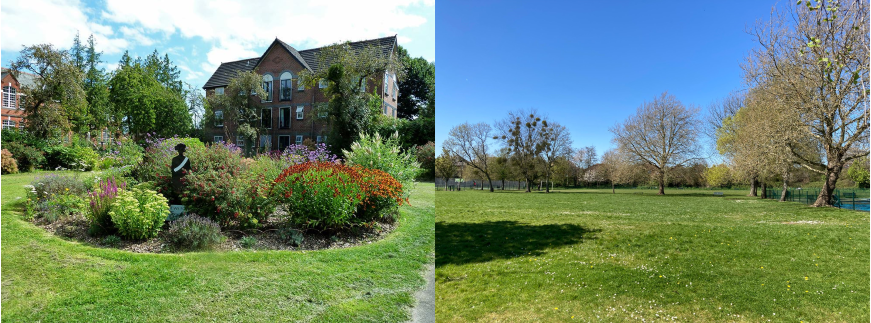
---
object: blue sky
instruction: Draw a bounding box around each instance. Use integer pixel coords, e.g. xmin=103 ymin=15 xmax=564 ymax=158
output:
xmin=1 ymin=0 xmax=434 ymax=93
xmin=436 ymin=0 xmax=788 ymax=161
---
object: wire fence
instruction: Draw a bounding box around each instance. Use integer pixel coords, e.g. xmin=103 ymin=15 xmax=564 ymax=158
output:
xmin=435 ymin=178 xmax=528 ymax=191
xmin=762 ymin=187 xmax=870 ymax=211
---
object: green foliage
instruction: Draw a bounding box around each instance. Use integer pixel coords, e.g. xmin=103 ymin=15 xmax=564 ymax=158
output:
xmin=705 ymin=164 xmax=733 ymax=188
xmin=39 ymin=194 xmax=87 ymax=223
xmin=4 ymin=142 xmax=46 ymax=171
xmin=112 ymin=137 xmax=144 ymax=167
xmin=240 ymin=236 xmax=257 ymax=249
xmin=343 ymin=132 xmax=421 ymax=189
xmin=29 ymin=174 xmax=87 ymax=202
xmin=277 ymin=227 xmax=304 ymax=246
xmin=180 ymin=142 xmax=274 ymax=228
xmin=108 ymin=188 xmax=169 ymax=240
xmin=2 ymin=149 xmax=19 ymax=174
xmin=166 ymin=214 xmax=224 ymax=250
xmin=9 ymin=43 xmax=88 ymax=136
xmin=414 ymin=142 xmax=435 ymax=181
xmin=395 ymin=46 xmax=435 ymax=119
xmin=204 ymin=70 xmax=268 ymax=151
xmin=109 ymin=62 xmax=191 ymax=139
xmin=372 ymin=116 xmax=435 ymax=152
xmin=134 ymin=137 xmax=205 ymax=195
xmin=44 ymin=142 xmax=99 ymax=171
xmin=101 ymin=235 xmax=121 ymax=247
xmin=87 ymin=177 xmax=126 ymax=235
xmin=271 ymin=163 xmax=365 ymax=229
xmin=847 ymin=157 xmax=870 ymax=188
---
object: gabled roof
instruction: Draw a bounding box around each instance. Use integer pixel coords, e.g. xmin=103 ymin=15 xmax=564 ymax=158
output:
xmin=1 ymin=67 xmax=39 ymax=89
xmin=202 ymin=35 xmax=397 ymax=89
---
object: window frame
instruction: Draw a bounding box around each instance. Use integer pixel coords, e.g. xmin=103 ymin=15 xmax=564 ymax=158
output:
xmin=236 ymin=135 xmax=245 ymax=147
xmin=278 ymin=135 xmax=291 ymax=151
xmin=260 ymin=135 xmax=272 ymax=150
xmin=214 ymin=110 xmax=224 ymax=127
xmin=215 ymin=87 xmax=225 ymax=95
xmin=279 ymin=72 xmax=293 ymax=101
xmin=296 ymin=106 xmax=304 ymax=120
xmin=2 ymin=119 xmax=15 ymax=130
xmin=261 ymin=74 xmax=273 ymax=102
xmin=2 ymin=86 xmax=16 ymax=108
xmin=295 ymin=135 xmax=303 ymax=145
xmin=318 ymin=79 xmax=327 ymax=89
xmin=279 ymin=107 xmax=291 ymax=129
xmin=261 ymin=108 xmax=272 ymax=129
xmin=214 ymin=135 xmax=223 ymax=142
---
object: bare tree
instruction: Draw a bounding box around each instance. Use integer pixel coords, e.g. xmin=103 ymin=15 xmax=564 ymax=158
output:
xmin=445 ymin=122 xmax=495 ymax=192
xmin=743 ymin=0 xmax=869 ymax=206
xmin=610 ymin=91 xmax=701 ymax=195
xmin=541 ymin=122 xmax=573 ymax=193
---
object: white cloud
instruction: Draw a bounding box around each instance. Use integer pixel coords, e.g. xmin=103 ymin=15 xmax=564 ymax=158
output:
xmin=103 ymin=0 xmax=431 ymax=52
xmin=1 ymin=0 xmax=128 ymax=54
xmin=397 ymin=36 xmax=413 ymax=44
xmin=201 ymin=43 xmax=260 ymax=74
xmin=119 ymin=26 xmax=155 ymax=47
xmin=177 ymin=62 xmax=204 ymax=81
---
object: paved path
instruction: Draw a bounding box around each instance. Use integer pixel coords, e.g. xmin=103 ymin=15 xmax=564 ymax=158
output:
xmin=410 ymin=263 xmax=435 ymax=323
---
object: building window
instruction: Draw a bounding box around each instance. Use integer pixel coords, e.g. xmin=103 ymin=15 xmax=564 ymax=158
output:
xmin=318 ymin=79 xmax=327 ymax=89
xmin=214 ymin=136 xmax=223 ymax=142
xmin=295 ymin=135 xmax=303 ymax=144
xmin=18 ymin=95 xmax=24 ymax=110
xmin=262 ymin=74 xmax=273 ymax=102
xmin=236 ymin=135 xmax=244 ymax=147
xmin=296 ymin=106 xmax=304 ymax=120
xmin=392 ymin=78 xmax=397 ymax=100
xmin=383 ymin=73 xmax=389 ymax=95
xmin=2 ymin=119 xmax=15 ymax=130
xmin=2 ymin=86 xmax=15 ymax=108
xmin=278 ymin=135 xmax=291 ymax=151
xmin=261 ymin=108 xmax=272 ymax=129
xmin=215 ymin=87 xmax=224 ymax=95
xmin=260 ymin=135 xmax=272 ymax=150
xmin=316 ymin=135 xmax=324 ymax=143
xmin=214 ymin=110 xmax=223 ymax=127
xmin=279 ymin=107 xmax=291 ymax=129
xmin=279 ymin=72 xmax=293 ymax=101
xmin=318 ymin=109 xmax=327 ymax=118
xmin=298 ymin=77 xmax=305 ymax=91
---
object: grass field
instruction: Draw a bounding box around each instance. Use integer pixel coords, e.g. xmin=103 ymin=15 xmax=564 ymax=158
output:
xmin=435 ymin=188 xmax=869 ymax=322
xmin=1 ymin=171 xmax=434 ymax=322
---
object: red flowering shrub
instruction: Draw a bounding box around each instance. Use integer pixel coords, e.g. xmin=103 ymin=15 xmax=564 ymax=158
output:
xmin=271 ymin=162 xmax=407 ymax=228
xmin=181 ymin=144 xmax=273 ymax=228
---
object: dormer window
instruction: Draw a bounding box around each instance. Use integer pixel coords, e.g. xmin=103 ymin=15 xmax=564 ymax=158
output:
xmin=279 ymin=72 xmax=293 ymax=101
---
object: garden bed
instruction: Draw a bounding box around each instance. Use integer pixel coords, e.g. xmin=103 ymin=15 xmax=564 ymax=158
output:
xmin=36 ymin=212 xmax=398 ymax=253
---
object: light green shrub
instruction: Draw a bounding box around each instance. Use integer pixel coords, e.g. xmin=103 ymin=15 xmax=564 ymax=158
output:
xmin=109 ymin=188 xmax=169 ymax=240
xmin=342 ymin=132 xmax=421 ymax=189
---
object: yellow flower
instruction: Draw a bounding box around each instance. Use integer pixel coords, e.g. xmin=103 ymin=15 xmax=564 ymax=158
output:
xmin=554 ymin=307 xmax=558 ymax=310
xmin=804 ymin=277 xmax=808 ymax=280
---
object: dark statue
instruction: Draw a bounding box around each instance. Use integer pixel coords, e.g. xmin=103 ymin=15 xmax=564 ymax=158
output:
xmin=170 ymin=143 xmax=191 ymax=203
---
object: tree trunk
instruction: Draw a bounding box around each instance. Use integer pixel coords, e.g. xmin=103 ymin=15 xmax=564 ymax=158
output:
xmin=748 ymin=176 xmax=758 ymax=197
xmin=612 ymin=182 xmax=615 ymax=194
xmin=524 ymin=177 xmax=531 ymax=193
xmin=545 ymin=174 xmax=550 ymax=193
xmin=760 ymin=182 xmax=767 ymax=199
xmin=812 ymin=163 xmax=844 ymax=207
xmin=657 ymin=169 xmax=665 ymax=195
xmin=501 ymin=179 xmax=505 ymax=190
xmin=779 ymin=178 xmax=788 ymax=202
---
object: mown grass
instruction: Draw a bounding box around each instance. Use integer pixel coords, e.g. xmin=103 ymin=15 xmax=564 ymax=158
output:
xmin=436 ymin=188 xmax=869 ymax=322
xmin=1 ymin=171 xmax=434 ymax=322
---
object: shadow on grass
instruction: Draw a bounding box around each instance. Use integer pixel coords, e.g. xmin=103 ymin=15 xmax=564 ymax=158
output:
xmin=475 ymin=189 xmax=748 ymax=198
xmin=435 ymin=221 xmax=599 ymax=267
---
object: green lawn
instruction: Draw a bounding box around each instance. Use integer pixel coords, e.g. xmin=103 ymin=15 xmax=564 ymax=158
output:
xmin=436 ymin=188 xmax=869 ymax=322
xmin=1 ymin=171 xmax=434 ymax=322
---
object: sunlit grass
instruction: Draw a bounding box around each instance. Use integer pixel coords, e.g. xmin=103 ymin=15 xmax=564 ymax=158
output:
xmin=436 ymin=188 xmax=869 ymax=322
xmin=1 ymin=172 xmax=434 ymax=322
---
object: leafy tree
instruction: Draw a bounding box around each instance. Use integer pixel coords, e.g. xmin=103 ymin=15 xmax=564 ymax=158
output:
xmin=445 ymin=122 xmax=495 ymax=192
xmin=10 ymin=44 xmax=87 ymax=138
xmin=435 ymin=148 xmax=458 ymax=190
xmin=83 ymin=34 xmax=111 ymax=133
xmin=846 ymin=156 xmax=869 ymax=188
xmin=109 ymin=62 xmax=191 ymax=139
xmin=205 ymin=70 xmax=267 ymax=152
xmin=610 ymin=92 xmax=700 ymax=195
xmin=395 ymin=45 xmax=434 ymax=119
xmin=299 ymin=42 xmax=402 ymax=157
xmin=744 ymin=0 xmax=869 ymax=206
xmin=601 ymin=148 xmax=634 ymax=193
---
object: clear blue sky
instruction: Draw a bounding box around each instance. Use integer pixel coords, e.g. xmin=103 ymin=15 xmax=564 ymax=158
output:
xmin=435 ymin=0 xmax=787 ymax=161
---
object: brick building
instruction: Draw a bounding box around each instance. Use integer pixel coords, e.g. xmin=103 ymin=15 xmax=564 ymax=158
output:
xmin=202 ymin=35 xmax=400 ymax=152
xmin=1 ymin=67 xmax=37 ymax=130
